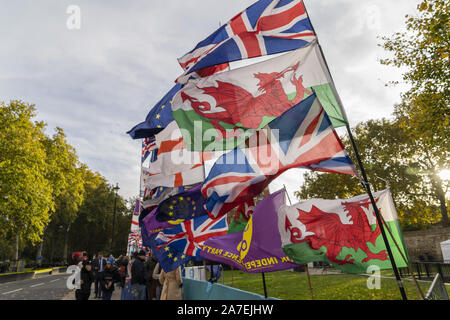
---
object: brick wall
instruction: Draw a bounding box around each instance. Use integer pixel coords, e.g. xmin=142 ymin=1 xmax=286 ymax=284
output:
xmin=402 ymin=226 xmax=450 ymax=262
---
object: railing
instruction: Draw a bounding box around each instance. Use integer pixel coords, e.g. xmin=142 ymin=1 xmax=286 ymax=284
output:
xmin=398 ymin=262 xmax=450 ymax=283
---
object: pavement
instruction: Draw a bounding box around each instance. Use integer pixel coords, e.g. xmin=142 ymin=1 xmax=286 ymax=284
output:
xmin=0 ymin=272 xmax=72 ymax=300
xmin=62 ymin=284 xmax=122 ymax=300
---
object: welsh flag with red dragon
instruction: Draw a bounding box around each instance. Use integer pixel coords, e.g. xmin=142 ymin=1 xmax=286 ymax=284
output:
xmin=171 ymin=41 xmax=348 ymax=151
xmin=278 ymin=189 xmax=409 ymax=273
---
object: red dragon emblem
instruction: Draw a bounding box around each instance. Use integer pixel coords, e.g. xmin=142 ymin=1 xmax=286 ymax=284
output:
xmin=181 ymin=63 xmax=312 ymax=137
xmin=285 ymin=199 xmax=389 ymax=265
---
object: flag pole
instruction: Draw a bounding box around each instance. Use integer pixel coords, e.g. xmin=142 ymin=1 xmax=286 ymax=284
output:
xmin=261 ymin=272 xmax=268 ymax=299
xmin=378 ymin=212 xmax=424 ymax=299
xmin=346 ymin=126 xmax=408 ymax=300
xmin=231 ymin=266 xmax=234 ymax=287
xmin=305 ymin=263 xmax=314 ymax=300
xmin=303 ymin=1 xmax=408 ymax=300
xmin=284 ymin=184 xmax=314 ymax=300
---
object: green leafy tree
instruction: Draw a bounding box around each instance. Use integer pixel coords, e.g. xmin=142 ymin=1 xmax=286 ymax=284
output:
xmin=0 ymin=101 xmax=53 ymax=260
xmin=37 ymin=131 xmax=86 ymax=264
xmin=295 ymin=119 xmax=441 ymax=230
xmin=380 ymin=0 xmax=449 ymax=225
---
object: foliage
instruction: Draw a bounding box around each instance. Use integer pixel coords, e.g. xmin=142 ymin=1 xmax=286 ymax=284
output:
xmin=0 ymin=101 xmax=53 ymax=244
xmin=295 ymin=119 xmax=441 ymax=230
xmin=0 ymin=100 xmax=132 ymax=263
xmin=380 ymin=0 xmax=449 ymax=224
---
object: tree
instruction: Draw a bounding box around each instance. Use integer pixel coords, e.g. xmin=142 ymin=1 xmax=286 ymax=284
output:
xmin=0 ymin=101 xmax=54 ymax=260
xmin=35 ymin=128 xmax=85 ymax=264
xmin=295 ymin=119 xmax=442 ymax=230
xmin=380 ymin=0 xmax=449 ymax=225
xmin=65 ymin=170 xmax=130 ymax=260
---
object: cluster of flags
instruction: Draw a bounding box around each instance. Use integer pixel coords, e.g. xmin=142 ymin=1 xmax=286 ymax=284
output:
xmin=126 ymin=0 xmax=407 ymax=275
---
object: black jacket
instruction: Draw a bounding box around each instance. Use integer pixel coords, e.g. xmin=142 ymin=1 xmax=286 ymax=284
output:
xmin=79 ymin=268 xmax=95 ymax=294
xmin=131 ymin=258 xmax=147 ymax=285
xmin=92 ymin=257 xmax=107 ymax=273
xmin=101 ymin=267 xmax=118 ymax=292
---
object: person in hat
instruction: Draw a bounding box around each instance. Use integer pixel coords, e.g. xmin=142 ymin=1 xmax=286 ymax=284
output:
xmin=131 ymin=249 xmax=148 ymax=300
xmin=75 ymin=260 xmax=94 ymax=300
xmin=101 ymin=258 xmax=118 ymax=300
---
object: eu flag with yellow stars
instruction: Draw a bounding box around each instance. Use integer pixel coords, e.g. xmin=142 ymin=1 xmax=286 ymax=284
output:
xmin=155 ymin=184 xmax=207 ymax=223
xmin=146 ymin=233 xmax=201 ymax=272
xmin=127 ymin=83 xmax=182 ymax=139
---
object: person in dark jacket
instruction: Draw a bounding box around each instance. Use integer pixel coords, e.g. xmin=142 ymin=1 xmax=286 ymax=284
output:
xmin=119 ymin=256 xmax=129 ymax=288
xmin=145 ymin=253 xmax=158 ymax=300
xmin=92 ymin=252 xmax=107 ymax=299
xmin=75 ymin=260 xmax=95 ymax=300
xmin=101 ymin=258 xmax=118 ymax=300
xmin=131 ymin=250 xmax=147 ymax=300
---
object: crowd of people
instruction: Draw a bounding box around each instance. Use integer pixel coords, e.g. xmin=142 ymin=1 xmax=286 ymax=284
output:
xmin=74 ymin=249 xmax=183 ymax=301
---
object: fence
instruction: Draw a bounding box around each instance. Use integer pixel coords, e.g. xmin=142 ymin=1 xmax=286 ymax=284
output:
xmin=182 ymin=278 xmax=279 ymax=300
xmin=398 ymin=261 xmax=450 ymax=283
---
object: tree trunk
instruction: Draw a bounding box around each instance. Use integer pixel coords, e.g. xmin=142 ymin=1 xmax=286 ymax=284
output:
xmin=431 ymin=174 xmax=449 ymax=226
xmin=62 ymin=225 xmax=70 ymax=265
xmin=36 ymin=241 xmax=44 ymax=266
xmin=36 ymin=228 xmax=46 ymax=266
xmin=14 ymin=233 xmax=19 ymax=261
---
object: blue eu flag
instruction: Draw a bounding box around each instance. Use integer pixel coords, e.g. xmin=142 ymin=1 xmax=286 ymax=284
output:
xmin=127 ymin=83 xmax=182 ymax=139
xmin=145 ymin=233 xmax=201 ymax=273
xmin=155 ymin=185 xmax=207 ymax=223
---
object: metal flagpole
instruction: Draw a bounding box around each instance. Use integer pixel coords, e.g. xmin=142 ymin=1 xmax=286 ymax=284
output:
xmin=261 ymin=272 xmax=268 ymax=299
xmin=378 ymin=212 xmax=424 ymax=299
xmin=346 ymin=127 xmax=408 ymax=300
xmin=283 ymin=184 xmax=314 ymax=300
xmin=302 ymin=1 xmax=408 ymax=300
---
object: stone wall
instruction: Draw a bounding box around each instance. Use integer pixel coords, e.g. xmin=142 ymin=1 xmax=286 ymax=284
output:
xmin=402 ymin=226 xmax=450 ymax=262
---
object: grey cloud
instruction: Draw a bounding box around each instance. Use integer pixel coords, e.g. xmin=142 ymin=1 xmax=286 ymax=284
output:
xmin=0 ymin=0 xmax=421 ymax=199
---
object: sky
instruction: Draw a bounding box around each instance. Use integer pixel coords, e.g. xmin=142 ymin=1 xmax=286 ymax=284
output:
xmin=0 ymin=0 xmax=421 ymax=201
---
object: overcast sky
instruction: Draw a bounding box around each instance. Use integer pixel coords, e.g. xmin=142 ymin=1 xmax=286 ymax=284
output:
xmin=0 ymin=0 xmax=421 ymax=201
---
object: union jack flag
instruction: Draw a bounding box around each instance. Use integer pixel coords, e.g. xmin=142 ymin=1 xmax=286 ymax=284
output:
xmin=177 ymin=0 xmax=315 ymax=83
xmin=202 ymin=94 xmax=359 ymax=218
xmin=142 ymin=137 xmax=156 ymax=163
xmin=155 ymin=214 xmax=228 ymax=257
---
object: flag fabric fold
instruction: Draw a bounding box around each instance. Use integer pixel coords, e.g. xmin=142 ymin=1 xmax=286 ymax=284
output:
xmin=127 ymin=83 xmax=181 ymax=139
xmin=279 ymin=189 xmax=408 ymax=273
xmin=142 ymin=186 xmax=181 ymax=210
xmin=154 ymin=213 xmax=228 ymax=257
xmin=130 ymin=199 xmax=141 ymax=232
xmin=141 ymin=137 xmax=156 ymax=163
xmin=172 ymin=42 xmax=348 ymax=151
xmin=141 ymin=164 xmax=205 ymax=189
xmin=143 ymin=121 xmax=216 ymax=177
xmin=201 ymin=93 xmax=358 ymax=218
xmin=200 ymin=189 xmax=300 ymax=273
xmin=177 ymin=0 xmax=316 ymax=83
xmin=154 ymin=184 xmax=208 ymax=224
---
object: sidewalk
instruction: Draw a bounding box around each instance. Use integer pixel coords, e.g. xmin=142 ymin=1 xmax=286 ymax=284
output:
xmin=62 ymin=286 xmax=122 ymax=300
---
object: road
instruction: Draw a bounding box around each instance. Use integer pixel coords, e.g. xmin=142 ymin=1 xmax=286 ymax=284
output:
xmin=0 ymin=273 xmax=72 ymax=300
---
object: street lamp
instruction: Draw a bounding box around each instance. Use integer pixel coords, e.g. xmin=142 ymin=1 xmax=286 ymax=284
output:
xmin=110 ymin=183 xmax=120 ymax=255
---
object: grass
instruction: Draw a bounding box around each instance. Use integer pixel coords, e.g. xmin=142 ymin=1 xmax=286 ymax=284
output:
xmin=214 ymin=269 xmax=449 ymax=300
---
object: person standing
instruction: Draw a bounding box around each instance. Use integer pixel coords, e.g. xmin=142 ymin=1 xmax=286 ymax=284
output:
xmin=75 ymin=260 xmax=94 ymax=300
xmin=131 ymin=250 xmax=147 ymax=300
xmin=145 ymin=253 xmax=158 ymax=300
xmin=151 ymin=262 xmax=163 ymax=300
xmin=121 ymin=254 xmax=135 ymax=300
xmin=159 ymin=266 xmax=183 ymax=300
xmin=118 ymin=255 xmax=128 ymax=288
xmin=101 ymin=259 xmax=117 ymax=300
xmin=92 ymin=251 xmax=106 ymax=299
